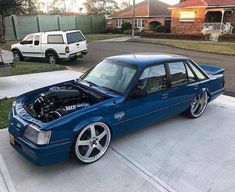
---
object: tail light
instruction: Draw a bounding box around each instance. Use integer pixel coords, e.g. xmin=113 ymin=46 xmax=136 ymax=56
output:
xmin=65 ymin=46 xmax=69 ymax=53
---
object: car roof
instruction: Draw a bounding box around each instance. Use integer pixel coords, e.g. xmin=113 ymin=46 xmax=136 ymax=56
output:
xmin=106 ymin=53 xmax=189 ymax=68
xmin=25 ymin=30 xmax=81 ymax=36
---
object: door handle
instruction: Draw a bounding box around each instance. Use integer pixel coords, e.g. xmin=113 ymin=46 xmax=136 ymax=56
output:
xmin=161 ymin=93 xmax=168 ymax=100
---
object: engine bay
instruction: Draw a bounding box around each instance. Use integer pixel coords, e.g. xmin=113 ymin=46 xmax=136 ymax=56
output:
xmin=24 ymin=82 xmax=105 ymax=122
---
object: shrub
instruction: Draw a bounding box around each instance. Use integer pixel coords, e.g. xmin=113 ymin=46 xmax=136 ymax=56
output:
xmin=153 ymin=25 xmax=167 ymax=33
xmin=149 ymin=21 xmax=161 ymax=31
xmin=112 ymin=28 xmax=123 ymax=34
xmin=121 ymin=22 xmax=132 ymax=32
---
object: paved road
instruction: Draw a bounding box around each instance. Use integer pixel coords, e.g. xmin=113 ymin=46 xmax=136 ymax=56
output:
xmin=69 ymin=41 xmax=235 ymax=96
xmin=1 ymin=97 xmax=235 ymax=192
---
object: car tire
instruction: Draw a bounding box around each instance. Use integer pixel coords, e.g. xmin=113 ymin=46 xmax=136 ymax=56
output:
xmin=12 ymin=50 xmax=24 ymax=61
xmin=73 ymin=122 xmax=111 ymax=164
xmin=186 ymin=91 xmax=208 ymax=118
xmin=69 ymin=57 xmax=77 ymax=61
xmin=47 ymin=53 xmax=59 ymax=64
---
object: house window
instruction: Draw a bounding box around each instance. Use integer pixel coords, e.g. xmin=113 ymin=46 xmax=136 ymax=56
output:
xmin=135 ymin=19 xmax=145 ymax=29
xmin=116 ymin=19 xmax=124 ymax=28
xmin=179 ymin=11 xmax=195 ymax=22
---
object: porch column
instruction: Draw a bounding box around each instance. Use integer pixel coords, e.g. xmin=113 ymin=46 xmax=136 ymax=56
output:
xmin=220 ymin=10 xmax=225 ymax=31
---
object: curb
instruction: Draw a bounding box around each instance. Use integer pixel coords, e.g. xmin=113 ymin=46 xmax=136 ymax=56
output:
xmin=129 ymin=39 xmax=235 ymax=57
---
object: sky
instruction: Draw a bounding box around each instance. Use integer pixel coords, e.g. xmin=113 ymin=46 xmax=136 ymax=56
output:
xmin=40 ymin=0 xmax=180 ymax=13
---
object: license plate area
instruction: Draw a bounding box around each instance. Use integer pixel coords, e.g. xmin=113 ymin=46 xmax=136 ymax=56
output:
xmin=9 ymin=133 xmax=15 ymax=145
xmin=76 ymin=52 xmax=81 ymax=56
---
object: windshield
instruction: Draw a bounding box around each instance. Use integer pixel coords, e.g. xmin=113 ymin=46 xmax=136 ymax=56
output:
xmin=81 ymin=60 xmax=137 ymax=94
xmin=66 ymin=32 xmax=85 ymax=44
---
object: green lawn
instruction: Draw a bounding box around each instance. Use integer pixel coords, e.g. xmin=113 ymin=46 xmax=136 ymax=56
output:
xmin=85 ymin=34 xmax=125 ymax=41
xmin=134 ymin=38 xmax=235 ymax=55
xmin=10 ymin=61 xmax=66 ymax=76
xmin=0 ymin=98 xmax=14 ymax=129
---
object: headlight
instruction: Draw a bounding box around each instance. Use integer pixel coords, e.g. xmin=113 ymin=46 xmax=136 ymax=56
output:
xmin=12 ymin=100 xmax=16 ymax=109
xmin=23 ymin=124 xmax=51 ymax=145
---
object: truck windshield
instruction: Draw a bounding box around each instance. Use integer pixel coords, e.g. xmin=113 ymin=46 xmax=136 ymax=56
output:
xmin=81 ymin=60 xmax=137 ymax=94
xmin=67 ymin=32 xmax=85 ymax=44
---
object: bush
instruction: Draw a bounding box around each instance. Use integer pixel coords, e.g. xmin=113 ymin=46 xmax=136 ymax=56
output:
xmin=121 ymin=22 xmax=132 ymax=32
xmin=153 ymin=25 xmax=167 ymax=33
xmin=112 ymin=28 xmax=123 ymax=34
xmin=149 ymin=21 xmax=161 ymax=31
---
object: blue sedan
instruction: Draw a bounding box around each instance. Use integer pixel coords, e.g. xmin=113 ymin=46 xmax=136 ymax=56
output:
xmin=8 ymin=54 xmax=224 ymax=165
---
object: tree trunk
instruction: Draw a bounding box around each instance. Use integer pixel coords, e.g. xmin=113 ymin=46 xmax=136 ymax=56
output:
xmin=0 ymin=14 xmax=6 ymax=43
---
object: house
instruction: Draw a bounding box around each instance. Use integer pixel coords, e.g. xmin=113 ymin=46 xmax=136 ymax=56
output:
xmin=170 ymin=0 xmax=235 ymax=34
xmin=107 ymin=0 xmax=171 ymax=31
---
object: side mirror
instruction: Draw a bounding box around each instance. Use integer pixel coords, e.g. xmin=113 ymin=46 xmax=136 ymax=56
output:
xmin=128 ymin=87 xmax=147 ymax=99
xmin=20 ymin=41 xmax=24 ymax=45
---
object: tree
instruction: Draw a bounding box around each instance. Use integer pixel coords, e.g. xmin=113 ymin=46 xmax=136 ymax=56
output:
xmin=0 ymin=0 xmax=21 ymax=42
xmin=83 ymin=0 xmax=119 ymax=15
xmin=0 ymin=0 xmax=39 ymax=42
xmin=48 ymin=0 xmax=63 ymax=15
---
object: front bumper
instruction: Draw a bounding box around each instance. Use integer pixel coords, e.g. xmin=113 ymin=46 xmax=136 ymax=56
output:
xmin=8 ymin=112 xmax=72 ymax=166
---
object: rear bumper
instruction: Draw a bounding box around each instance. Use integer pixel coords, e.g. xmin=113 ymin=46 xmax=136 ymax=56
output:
xmin=69 ymin=49 xmax=88 ymax=58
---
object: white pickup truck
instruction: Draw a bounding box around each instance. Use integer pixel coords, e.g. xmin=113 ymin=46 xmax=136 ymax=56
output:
xmin=11 ymin=30 xmax=88 ymax=64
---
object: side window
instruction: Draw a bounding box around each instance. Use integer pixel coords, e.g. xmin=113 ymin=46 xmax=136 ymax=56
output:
xmin=138 ymin=64 xmax=167 ymax=93
xmin=47 ymin=35 xmax=64 ymax=44
xmin=22 ymin=35 xmax=33 ymax=44
xmin=34 ymin=35 xmax=40 ymax=46
xmin=168 ymin=61 xmax=188 ymax=87
xmin=185 ymin=63 xmax=196 ymax=83
xmin=187 ymin=60 xmax=207 ymax=80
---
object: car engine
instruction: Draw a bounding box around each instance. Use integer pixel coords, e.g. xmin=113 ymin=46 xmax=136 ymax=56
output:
xmin=24 ymin=83 xmax=102 ymax=122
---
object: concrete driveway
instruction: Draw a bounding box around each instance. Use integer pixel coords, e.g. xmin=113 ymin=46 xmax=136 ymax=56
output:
xmin=0 ymin=70 xmax=81 ymax=99
xmin=0 ymin=96 xmax=235 ymax=192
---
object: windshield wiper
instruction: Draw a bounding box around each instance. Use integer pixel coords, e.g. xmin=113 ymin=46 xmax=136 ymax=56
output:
xmin=98 ymin=86 xmax=121 ymax=95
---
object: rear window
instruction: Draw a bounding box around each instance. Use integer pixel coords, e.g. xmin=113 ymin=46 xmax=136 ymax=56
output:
xmin=47 ymin=35 xmax=64 ymax=44
xmin=66 ymin=32 xmax=85 ymax=44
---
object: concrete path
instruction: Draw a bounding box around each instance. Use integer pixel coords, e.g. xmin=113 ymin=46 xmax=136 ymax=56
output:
xmin=94 ymin=36 xmax=133 ymax=42
xmin=0 ymin=70 xmax=82 ymax=99
xmin=0 ymin=95 xmax=235 ymax=192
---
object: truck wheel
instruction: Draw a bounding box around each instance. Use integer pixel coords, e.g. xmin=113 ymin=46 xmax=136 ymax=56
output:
xmin=69 ymin=57 xmax=77 ymax=61
xmin=13 ymin=50 xmax=24 ymax=62
xmin=47 ymin=53 xmax=58 ymax=64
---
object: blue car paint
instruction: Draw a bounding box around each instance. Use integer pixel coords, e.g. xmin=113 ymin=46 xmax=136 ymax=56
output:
xmin=8 ymin=54 xmax=225 ymax=166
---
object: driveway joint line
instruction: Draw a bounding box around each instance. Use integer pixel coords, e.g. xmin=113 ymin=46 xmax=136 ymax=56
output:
xmin=0 ymin=154 xmax=16 ymax=192
xmin=110 ymin=146 xmax=178 ymax=192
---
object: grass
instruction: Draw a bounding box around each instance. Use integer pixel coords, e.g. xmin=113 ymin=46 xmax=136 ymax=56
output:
xmin=0 ymin=98 xmax=14 ymax=129
xmin=10 ymin=61 xmax=66 ymax=76
xmin=134 ymin=38 xmax=235 ymax=55
xmin=85 ymin=33 xmax=125 ymax=41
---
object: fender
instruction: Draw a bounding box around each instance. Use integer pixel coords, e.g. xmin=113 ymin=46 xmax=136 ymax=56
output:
xmin=11 ymin=47 xmax=22 ymax=54
xmin=45 ymin=48 xmax=59 ymax=58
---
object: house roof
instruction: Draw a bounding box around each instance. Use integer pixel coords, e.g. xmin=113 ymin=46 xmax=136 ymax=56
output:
xmin=109 ymin=0 xmax=170 ymax=19
xmin=171 ymin=0 xmax=235 ymax=8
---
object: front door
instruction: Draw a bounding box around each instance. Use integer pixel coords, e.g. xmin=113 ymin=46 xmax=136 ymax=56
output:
xmin=111 ymin=64 xmax=171 ymax=136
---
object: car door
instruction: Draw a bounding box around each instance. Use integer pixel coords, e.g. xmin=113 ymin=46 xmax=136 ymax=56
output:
xmin=111 ymin=64 xmax=172 ymax=136
xmin=165 ymin=60 xmax=200 ymax=117
xmin=20 ymin=34 xmax=34 ymax=57
xmin=30 ymin=34 xmax=43 ymax=58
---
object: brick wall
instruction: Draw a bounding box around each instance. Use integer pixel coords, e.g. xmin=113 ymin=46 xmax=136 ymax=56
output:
xmin=107 ymin=17 xmax=165 ymax=31
xmin=171 ymin=8 xmax=206 ymax=34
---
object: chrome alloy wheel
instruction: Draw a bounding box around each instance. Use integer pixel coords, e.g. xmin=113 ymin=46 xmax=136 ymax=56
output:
xmin=190 ymin=92 xmax=208 ymax=118
xmin=13 ymin=51 xmax=20 ymax=62
xmin=75 ymin=122 xmax=111 ymax=163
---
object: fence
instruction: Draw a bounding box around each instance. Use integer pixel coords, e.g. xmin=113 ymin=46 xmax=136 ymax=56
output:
xmin=4 ymin=15 xmax=106 ymax=40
